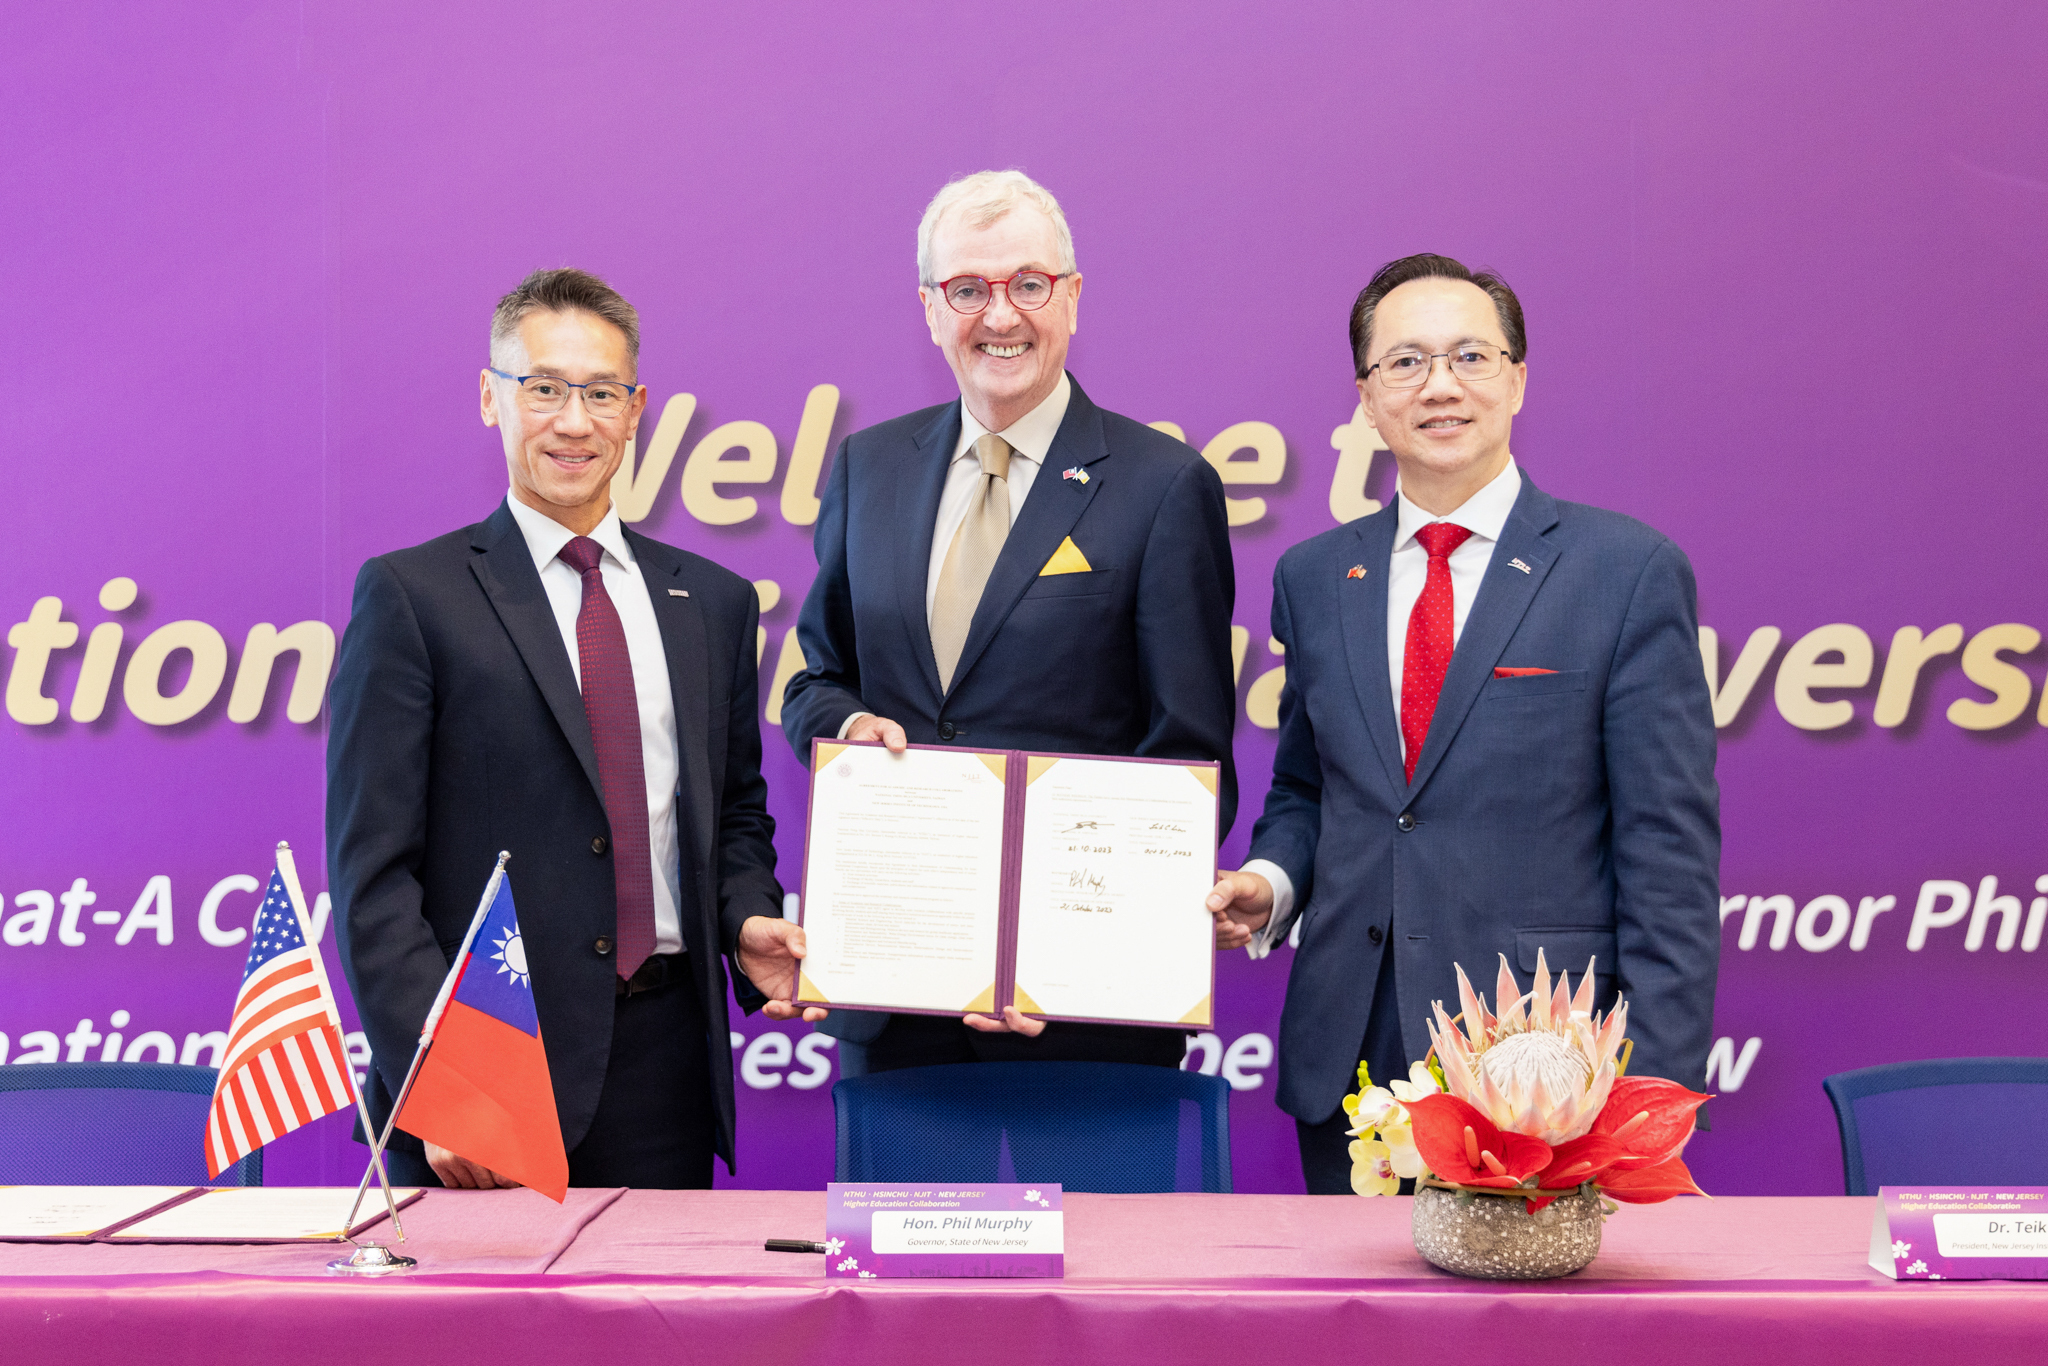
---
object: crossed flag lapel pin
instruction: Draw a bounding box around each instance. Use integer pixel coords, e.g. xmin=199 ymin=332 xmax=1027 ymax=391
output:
xmin=1062 ymin=466 xmax=1090 ymax=484
xmin=1346 ymin=564 xmax=1367 ymax=579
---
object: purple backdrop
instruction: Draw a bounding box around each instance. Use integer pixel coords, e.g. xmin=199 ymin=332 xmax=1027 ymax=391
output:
xmin=3 ymin=1 xmax=2044 ymax=1196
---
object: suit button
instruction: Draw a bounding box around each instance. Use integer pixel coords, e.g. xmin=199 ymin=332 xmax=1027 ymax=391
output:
xmin=937 ymin=721 xmax=956 ymax=741
xmin=1368 ymin=925 xmax=1384 ymax=945
xmin=594 ymin=937 xmax=613 ymax=955
xmin=1396 ymin=813 xmax=1416 ymax=832
xmin=591 ymin=836 xmax=608 ymax=855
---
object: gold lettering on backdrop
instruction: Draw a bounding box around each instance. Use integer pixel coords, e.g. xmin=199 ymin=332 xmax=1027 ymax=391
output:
xmin=1773 ymin=624 xmax=1875 ymax=731
xmin=1698 ymin=625 xmax=1783 ymax=727
xmin=226 ymin=622 xmax=337 ymax=724
xmin=1200 ymin=422 xmax=1287 ymax=527
xmin=612 ymin=393 xmax=698 ymax=523
xmin=1328 ymin=403 xmax=1387 ymax=524
xmin=1948 ymin=624 xmax=2043 ymax=731
xmin=1873 ymin=624 xmax=1964 ymax=727
xmin=780 ymin=385 xmax=840 ymax=527
xmin=5 ymin=597 xmax=78 ymax=724
xmin=1246 ymin=637 xmax=1286 ymax=730
xmin=123 ymin=621 xmax=230 ymax=726
xmin=680 ymin=420 xmax=779 ymax=525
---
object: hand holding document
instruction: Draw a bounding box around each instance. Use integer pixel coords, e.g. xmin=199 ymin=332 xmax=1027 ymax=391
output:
xmin=797 ymin=742 xmax=1218 ymax=1029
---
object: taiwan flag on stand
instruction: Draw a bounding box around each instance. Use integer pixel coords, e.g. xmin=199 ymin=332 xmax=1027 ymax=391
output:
xmin=395 ymin=876 xmax=568 ymax=1201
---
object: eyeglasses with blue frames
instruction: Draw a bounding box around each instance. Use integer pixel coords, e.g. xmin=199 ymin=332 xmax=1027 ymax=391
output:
xmin=928 ymin=271 xmax=1071 ymax=316
xmin=487 ymin=367 xmax=642 ymax=417
xmin=1362 ymin=343 xmax=1514 ymax=388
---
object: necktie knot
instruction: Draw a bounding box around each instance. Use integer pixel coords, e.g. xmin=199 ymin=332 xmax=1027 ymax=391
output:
xmin=559 ymin=536 xmax=604 ymax=576
xmin=974 ymin=432 xmax=1013 ymax=482
xmin=1414 ymin=522 xmax=1473 ymax=561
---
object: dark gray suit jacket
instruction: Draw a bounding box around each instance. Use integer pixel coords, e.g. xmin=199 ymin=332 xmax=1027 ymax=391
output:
xmin=326 ymin=498 xmax=781 ymax=1171
xmin=1248 ymin=475 xmax=1720 ymax=1125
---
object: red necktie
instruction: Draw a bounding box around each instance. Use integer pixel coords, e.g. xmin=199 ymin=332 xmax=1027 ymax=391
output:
xmin=1400 ymin=521 xmax=1475 ymax=785
xmin=558 ymin=537 xmax=656 ymax=979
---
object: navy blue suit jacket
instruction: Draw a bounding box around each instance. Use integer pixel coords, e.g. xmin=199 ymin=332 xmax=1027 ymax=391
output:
xmin=782 ymin=377 xmax=1238 ymax=1037
xmin=326 ymin=499 xmax=782 ymax=1172
xmin=1248 ymin=475 xmax=1720 ymax=1126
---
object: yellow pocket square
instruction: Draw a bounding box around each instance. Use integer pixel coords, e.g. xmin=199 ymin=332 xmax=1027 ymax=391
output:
xmin=1039 ymin=537 xmax=1093 ymax=576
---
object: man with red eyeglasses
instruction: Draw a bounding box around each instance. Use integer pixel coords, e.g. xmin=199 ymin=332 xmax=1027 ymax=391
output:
xmin=782 ymin=170 xmax=1238 ymax=1075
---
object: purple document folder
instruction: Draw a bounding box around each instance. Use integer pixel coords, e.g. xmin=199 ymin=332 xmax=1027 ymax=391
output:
xmin=825 ymin=1183 xmax=1062 ymax=1279
xmin=798 ymin=741 xmax=1219 ymax=1030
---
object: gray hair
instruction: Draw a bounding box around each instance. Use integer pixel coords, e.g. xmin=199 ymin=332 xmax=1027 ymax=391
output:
xmin=489 ymin=267 xmax=641 ymax=372
xmin=916 ymin=170 xmax=1078 ymax=285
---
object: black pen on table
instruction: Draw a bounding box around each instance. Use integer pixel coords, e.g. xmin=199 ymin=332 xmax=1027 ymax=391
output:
xmin=765 ymin=1239 xmax=829 ymax=1254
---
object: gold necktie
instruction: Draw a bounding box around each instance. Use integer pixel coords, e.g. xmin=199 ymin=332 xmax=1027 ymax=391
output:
xmin=931 ymin=433 xmax=1013 ymax=691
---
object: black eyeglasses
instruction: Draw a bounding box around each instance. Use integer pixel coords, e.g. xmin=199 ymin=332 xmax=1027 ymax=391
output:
xmin=928 ymin=271 xmax=1071 ymax=316
xmin=1363 ymin=344 xmax=1513 ymax=388
xmin=487 ymin=367 xmax=641 ymax=417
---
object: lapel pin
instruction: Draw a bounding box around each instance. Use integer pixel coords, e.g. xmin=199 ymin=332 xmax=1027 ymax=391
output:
xmin=1346 ymin=565 xmax=1367 ymax=579
xmin=669 ymin=589 xmax=689 ymax=597
xmin=1508 ymin=558 xmax=1531 ymax=575
xmin=1062 ymin=466 xmax=1089 ymax=483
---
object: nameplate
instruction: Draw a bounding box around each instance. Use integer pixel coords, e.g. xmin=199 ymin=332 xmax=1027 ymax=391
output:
xmin=825 ymin=1183 xmax=1062 ymax=1279
xmin=1870 ymin=1186 xmax=2048 ymax=1280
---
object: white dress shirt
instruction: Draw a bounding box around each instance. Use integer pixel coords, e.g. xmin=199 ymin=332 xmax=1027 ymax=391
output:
xmin=506 ymin=495 xmax=685 ymax=955
xmin=837 ymin=374 xmax=1073 ymax=738
xmin=1243 ymin=457 xmax=1523 ymax=959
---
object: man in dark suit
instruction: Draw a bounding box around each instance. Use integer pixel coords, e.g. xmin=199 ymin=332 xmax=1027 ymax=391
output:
xmin=782 ymin=170 xmax=1237 ymax=1074
xmin=328 ymin=268 xmax=813 ymax=1190
xmin=1209 ymin=254 xmax=1720 ymax=1193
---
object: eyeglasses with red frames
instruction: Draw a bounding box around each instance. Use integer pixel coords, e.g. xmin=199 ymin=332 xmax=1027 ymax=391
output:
xmin=928 ymin=271 xmax=1071 ymax=316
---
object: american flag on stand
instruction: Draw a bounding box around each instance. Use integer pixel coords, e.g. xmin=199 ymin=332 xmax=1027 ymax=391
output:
xmin=204 ymin=867 xmax=353 ymax=1179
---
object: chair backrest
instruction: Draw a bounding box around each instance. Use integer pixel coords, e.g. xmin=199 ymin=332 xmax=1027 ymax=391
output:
xmin=1822 ymin=1057 xmax=2048 ymax=1196
xmin=834 ymin=1061 xmax=1231 ymax=1192
xmin=0 ymin=1062 xmax=263 ymax=1186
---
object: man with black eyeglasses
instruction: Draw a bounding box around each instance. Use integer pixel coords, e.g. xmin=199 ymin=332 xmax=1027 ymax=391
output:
xmin=1207 ymin=254 xmax=1720 ymax=1193
xmin=328 ymin=268 xmax=813 ymax=1190
xmin=782 ymin=170 xmax=1238 ymax=1074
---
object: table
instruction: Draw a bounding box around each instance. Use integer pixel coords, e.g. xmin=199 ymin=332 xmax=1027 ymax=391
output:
xmin=2 ymin=1192 xmax=2041 ymax=1364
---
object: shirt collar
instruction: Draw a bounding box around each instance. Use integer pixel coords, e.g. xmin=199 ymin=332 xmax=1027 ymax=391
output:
xmin=505 ymin=494 xmax=635 ymax=574
xmin=1394 ymin=456 xmax=1522 ymax=550
xmin=955 ymin=371 xmax=1072 ymax=468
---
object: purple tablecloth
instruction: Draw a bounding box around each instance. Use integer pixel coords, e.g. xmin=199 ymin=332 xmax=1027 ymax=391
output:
xmin=2 ymin=1192 xmax=2041 ymax=1364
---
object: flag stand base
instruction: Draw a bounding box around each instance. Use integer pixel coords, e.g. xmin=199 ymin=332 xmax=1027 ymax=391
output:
xmin=327 ymin=1242 xmax=417 ymax=1276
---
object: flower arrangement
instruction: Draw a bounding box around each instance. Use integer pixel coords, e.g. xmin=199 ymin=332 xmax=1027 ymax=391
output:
xmin=1346 ymin=951 xmax=1709 ymax=1213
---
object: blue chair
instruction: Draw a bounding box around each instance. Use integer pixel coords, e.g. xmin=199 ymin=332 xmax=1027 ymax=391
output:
xmin=1822 ymin=1057 xmax=2048 ymax=1196
xmin=0 ymin=1062 xmax=262 ymax=1186
xmin=834 ymin=1061 xmax=1231 ymax=1192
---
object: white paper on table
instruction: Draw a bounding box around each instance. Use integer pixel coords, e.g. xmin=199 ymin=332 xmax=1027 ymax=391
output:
xmin=1012 ymin=757 xmax=1217 ymax=1026
xmin=800 ymin=744 xmax=1009 ymax=1014
xmin=0 ymin=1186 xmax=194 ymax=1239
xmin=103 ymin=1186 xmax=423 ymax=1242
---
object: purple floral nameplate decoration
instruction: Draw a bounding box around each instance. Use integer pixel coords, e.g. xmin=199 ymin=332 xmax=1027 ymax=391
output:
xmin=1870 ymin=1186 xmax=2048 ymax=1280
xmin=825 ymin=1183 xmax=1063 ymax=1279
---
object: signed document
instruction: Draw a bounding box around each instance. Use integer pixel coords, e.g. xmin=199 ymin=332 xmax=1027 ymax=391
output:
xmin=799 ymin=741 xmax=1217 ymax=1028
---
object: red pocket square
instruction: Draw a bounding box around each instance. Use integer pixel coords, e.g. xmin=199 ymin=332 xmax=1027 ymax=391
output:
xmin=1494 ymin=667 xmax=1558 ymax=678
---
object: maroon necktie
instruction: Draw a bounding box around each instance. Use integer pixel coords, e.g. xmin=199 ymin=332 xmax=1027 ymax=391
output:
xmin=1400 ymin=521 xmax=1475 ymax=785
xmin=558 ymin=537 xmax=656 ymax=979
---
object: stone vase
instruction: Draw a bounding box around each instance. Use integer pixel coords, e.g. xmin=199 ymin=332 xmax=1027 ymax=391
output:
xmin=1410 ymin=1185 xmax=1603 ymax=1279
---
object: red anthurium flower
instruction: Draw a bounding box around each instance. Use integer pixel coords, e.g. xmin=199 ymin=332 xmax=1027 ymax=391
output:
xmin=1535 ymin=1132 xmax=1632 ymax=1191
xmin=1407 ymin=1093 xmax=1552 ymax=1189
xmin=1598 ymin=1154 xmax=1708 ymax=1204
xmin=1590 ymin=1077 xmax=1711 ymax=1173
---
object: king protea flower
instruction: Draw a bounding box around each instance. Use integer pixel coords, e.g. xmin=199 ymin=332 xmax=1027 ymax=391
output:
xmin=1427 ymin=950 xmax=1627 ymax=1146
xmin=1392 ymin=950 xmax=1711 ymax=1209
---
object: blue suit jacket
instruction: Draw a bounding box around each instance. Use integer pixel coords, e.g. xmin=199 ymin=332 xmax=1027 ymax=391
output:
xmin=783 ymin=377 xmax=1238 ymax=1038
xmin=1248 ymin=475 xmax=1720 ymax=1125
xmin=326 ymin=500 xmax=782 ymax=1171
